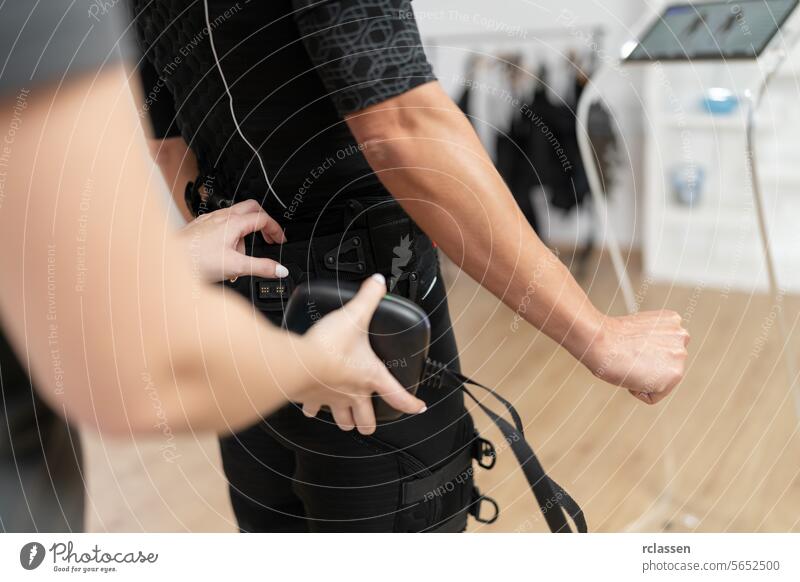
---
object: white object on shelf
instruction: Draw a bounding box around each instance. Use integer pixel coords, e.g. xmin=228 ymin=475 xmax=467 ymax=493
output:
xmin=642 ymin=58 xmax=800 ymax=294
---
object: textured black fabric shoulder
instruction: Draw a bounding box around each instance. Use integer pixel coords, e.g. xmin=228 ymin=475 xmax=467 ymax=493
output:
xmin=292 ymin=0 xmax=435 ymax=115
xmin=132 ymin=0 xmax=436 ymax=228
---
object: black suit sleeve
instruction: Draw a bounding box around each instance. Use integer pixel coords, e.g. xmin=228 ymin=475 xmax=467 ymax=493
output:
xmin=291 ymin=0 xmax=436 ymax=116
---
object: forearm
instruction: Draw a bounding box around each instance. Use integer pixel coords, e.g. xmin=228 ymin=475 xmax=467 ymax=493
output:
xmin=348 ymin=82 xmax=604 ymax=363
xmin=0 ymin=68 xmax=312 ymax=435
xmin=146 ymin=136 xmax=197 ymax=222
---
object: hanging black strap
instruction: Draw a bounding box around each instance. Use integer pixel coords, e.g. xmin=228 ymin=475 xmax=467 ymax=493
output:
xmin=434 ymin=366 xmax=587 ymax=533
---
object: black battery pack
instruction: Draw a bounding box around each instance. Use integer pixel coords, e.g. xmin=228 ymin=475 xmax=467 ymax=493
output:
xmin=283 ymin=280 xmax=430 ymax=421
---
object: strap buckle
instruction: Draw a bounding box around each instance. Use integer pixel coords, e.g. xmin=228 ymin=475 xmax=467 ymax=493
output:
xmin=470 ymin=491 xmax=500 ymax=525
xmin=185 ymin=175 xmax=232 ymax=217
xmin=473 ymin=436 xmax=497 ymax=470
xmin=323 ymin=235 xmax=367 ymax=274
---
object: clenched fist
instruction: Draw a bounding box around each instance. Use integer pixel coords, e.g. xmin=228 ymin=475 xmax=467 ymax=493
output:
xmin=584 ymin=310 xmax=690 ymax=405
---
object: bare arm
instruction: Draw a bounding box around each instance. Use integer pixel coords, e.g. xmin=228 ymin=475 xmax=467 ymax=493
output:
xmin=346 ymin=82 xmax=689 ymax=402
xmin=0 ymin=66 xmax=423 ymax=436
xmin=146 ymin=135 xmax=197 ymax=222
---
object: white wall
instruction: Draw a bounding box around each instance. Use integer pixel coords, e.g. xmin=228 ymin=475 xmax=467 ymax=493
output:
xmin=415 ymin=0 xmax=648 ymax=249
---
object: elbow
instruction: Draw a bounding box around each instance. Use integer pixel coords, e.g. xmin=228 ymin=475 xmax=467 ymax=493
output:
xmin=360 ymin=135 xmax=409 ymax=169
xmin=352 ymin=113 xmax=438 ymax=171
xmin=348 ymin=106 xmax=466 ymax=170
xmin=348 ymin=95 xmax=450 ymax=161
xmin=352 ymin=113 xmax=417 ymax=162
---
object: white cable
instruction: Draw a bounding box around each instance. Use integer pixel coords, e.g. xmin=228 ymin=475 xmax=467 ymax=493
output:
xmin=421 ymin=275 xmax=438 ymax=301
xmin=203 ymin=0 xmax=286 ymax=208
xmin=576 ymin=69 xmax=637 ymax=314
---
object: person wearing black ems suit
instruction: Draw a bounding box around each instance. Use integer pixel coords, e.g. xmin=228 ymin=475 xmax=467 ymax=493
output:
xmin=133 ymin=0 xmax=475 ymax=532
xmin=132 ymin=0 xmax=690 ymax=532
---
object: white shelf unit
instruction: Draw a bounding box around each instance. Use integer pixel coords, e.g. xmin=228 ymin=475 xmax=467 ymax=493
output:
xmin=642 ymin=58 xmax=800 ymax=294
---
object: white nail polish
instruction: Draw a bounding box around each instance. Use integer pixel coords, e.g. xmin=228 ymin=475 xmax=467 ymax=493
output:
xmin=371 ymin=273 xmax=385 ymax=285
xmin=275 ymin=264 xmax=289 ymax=278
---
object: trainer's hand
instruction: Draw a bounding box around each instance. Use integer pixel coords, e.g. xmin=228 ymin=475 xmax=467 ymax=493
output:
xmin=586 ymin=310 xmax=690 ymax=405
xmin=178 ymin=200 xmax=288 ymax=283
xmin=297 ymin=274 xmax=427 ymax=434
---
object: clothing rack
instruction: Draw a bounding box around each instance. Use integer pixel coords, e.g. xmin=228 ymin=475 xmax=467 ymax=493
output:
xmin=424 ymin=25 xmax=606 ymax=48
xmin=425 ymin=25 xmax=606 ymax=73
xmin=425 ymin=25 xmax=610 ymax=280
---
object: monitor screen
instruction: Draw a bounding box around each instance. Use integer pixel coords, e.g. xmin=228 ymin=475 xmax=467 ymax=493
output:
xmin=625 ymin=0 xmax=798 ymax=61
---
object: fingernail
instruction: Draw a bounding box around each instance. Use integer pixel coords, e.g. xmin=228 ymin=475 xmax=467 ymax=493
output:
xmin=417 ymin=405 xmax=427 ymax=414
xmin=276 ymin=264 xmax=289 ymax=278
xmin=371 ymin=273 xmax=386 ymax=286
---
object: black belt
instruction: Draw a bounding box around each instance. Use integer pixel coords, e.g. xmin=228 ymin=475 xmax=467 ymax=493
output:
xmin=225 ymin=198 xmax=438 ymax=312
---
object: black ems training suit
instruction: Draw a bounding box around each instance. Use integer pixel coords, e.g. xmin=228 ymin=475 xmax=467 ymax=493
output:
xmin=132 ymin=0 xmax=498 ymax=532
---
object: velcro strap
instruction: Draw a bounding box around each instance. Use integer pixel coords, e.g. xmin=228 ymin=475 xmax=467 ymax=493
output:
xmin=401 ymin=446 xmax=474 ymax=505
xmin=438 ymin=367 xmax=588 ymax=533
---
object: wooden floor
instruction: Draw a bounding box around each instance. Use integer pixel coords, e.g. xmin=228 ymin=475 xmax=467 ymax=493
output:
xmin=82 ymin=251 xmax=800 ymax=532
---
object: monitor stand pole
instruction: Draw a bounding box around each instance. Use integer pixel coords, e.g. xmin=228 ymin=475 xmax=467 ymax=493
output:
xmin=744 ymin=39 xmax=800 ymax=423
xmin=576 ymin=62 xmax=699 ymax=532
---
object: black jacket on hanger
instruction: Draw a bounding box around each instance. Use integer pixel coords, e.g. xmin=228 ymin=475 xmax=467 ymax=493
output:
xmin=494 ymin=84 xmax=541 ymax=233
xmin=526 ymin=75 xmax=590 ymax=214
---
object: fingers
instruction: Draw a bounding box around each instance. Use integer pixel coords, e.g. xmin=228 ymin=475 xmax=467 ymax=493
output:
xmin=230 ymin=212 xmax=281 ymax=244
xmin=234 ymin=256 xmax=289 ymax=279
xmin=330 ymin=405 xmax=355 ymax=432
xmin=344 ymin=273 xmax=387 ymax=327
xmin=260 ymin=214 xmax=288 ymax=244
xmin=630 ymin=390 xmax=653 ymax=405
xmin=372 ymin=364 xmax=427 ymax=415
xmin=305 ymin=399 xmax=379 ymax=436
xmin=631 ymin=386 xmax=672 ymax=406
xmin=631 ymin=374 xmax=681 ymax=405
xmin=302 ymin=402 xmax=321 ymax=418
xmin=227 ymin=199 xmax=262 ymax=216
xmin=226 ymin=201 xmax=287 ymax=244
xmin=350 ymin=397 xmax=377 ymax=435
